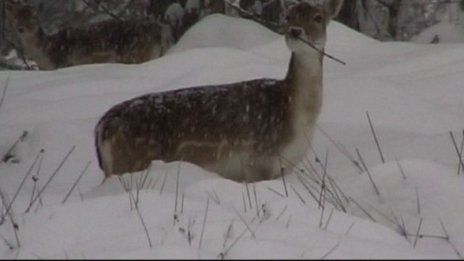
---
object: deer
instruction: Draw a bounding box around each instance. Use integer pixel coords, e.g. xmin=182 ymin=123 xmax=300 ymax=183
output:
xmin=94 ymin=0 xmax=344 ymax=183
xmin=6 ymin=1 xmax=166 ymax=70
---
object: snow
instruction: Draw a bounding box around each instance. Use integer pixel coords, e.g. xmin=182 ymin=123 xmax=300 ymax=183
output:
xmin=411 ymin=21 xmax=464 ymax=44
xmin=0 ymin=13 xmax=463 ymax=259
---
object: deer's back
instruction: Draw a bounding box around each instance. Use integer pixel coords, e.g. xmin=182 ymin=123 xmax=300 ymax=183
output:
xmin=44 ymin=19 xmax=162 ymax=67
xmin=96 ymin=78 xmax=297 ymax=173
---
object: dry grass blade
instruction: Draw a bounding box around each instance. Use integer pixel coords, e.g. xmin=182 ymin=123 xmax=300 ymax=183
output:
xmin=275 ymin=205 xmax=288 ymax=221
xmin=395 ymin=159 xmax=407 ymax=180
xmin=0 ymin=73 xmax=10 ymax=113
xmin=133 ymin=197 xmax=152 ymax=248
xmin=349 ymin=196 xmax=376 ymax=223
xmin=26 ymin=146 xmax=75 ymax=213
xmin=219 ymin=223 xmax=248 ymax=259
xmin=413 ymin=218 xmax=423 ymax=248
xmin=321 ymin=241 xmax=341 ymax=259
xmin=198 ymin=197 xmax=210 ymax=250
xmin=62 ymin=161 xmax=91 ymax=204
xmin=266 ymin=186 xmax=285 ymax=198
xmin=252 ymin=184 xmax=260 ymax=218
xmin=323 ymin=208 xmax=335 ymax=230
xmin=9 ymin=215 xmax=20 ymax=248
xmin=439 ymin=218 xmax=463 ymax=258
xmin=315 ymin=125 xmax=363 ymax=173
xmin=280 ymin=167 xmax=289 ymax=197
xmin=366 ymin=111 xmax=385 ymax=164
xmin=244 ymin=183 xmax=253 ymax=210
xmin=458 ymin=130 xmax=464 ymax=174
xmin=4 ymin=149 xmax=43 ymax=217
xmin=232 ymin=207 xmax=256 ymax=239
xmin=0 ymin=233 xmax=15 ymax=250
xmin=449 ymin=131 xmax=464 ymax=175
xmin=159 ymin=172 xmax=168 ymax=195
xmin=2 ymin=131 xmax=28 ymax=164
xmin=356 ymin=148 xmax=381 ymax=196
xmin=290 ymin=185 xmax=306 ymax=204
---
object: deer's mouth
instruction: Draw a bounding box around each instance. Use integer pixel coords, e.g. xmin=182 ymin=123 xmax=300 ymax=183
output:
xmin=288 ymin=27 xmax=303 ymax=38
xmin=17 ymin=27 xmax=25 ymax=33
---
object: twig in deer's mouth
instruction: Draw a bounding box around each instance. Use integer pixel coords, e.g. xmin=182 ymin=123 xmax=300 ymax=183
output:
xmin=295 ymin=35 xmax=346 ymax=66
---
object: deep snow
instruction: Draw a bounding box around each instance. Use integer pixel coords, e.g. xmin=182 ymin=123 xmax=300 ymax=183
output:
xmin=0 ymin=14 xmax=463 ymax=259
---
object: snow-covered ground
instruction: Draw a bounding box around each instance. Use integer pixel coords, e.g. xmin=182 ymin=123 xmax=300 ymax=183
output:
xmin=0 ymin=14 xmax=463 ymax=259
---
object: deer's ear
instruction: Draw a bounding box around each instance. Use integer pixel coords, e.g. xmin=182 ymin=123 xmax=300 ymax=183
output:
xmin=5 ymin=1 xmax=16 ymax=14
xmin=325 ymin=0 xmax=343 ymax=21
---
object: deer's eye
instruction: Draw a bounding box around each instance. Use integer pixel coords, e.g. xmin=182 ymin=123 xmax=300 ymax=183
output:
xmin=313 ymin=13 xmax=323 ymax=23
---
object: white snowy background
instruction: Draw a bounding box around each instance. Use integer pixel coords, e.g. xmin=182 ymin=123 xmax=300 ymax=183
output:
xmin=0 ymin=14 xmax=463 ymax=259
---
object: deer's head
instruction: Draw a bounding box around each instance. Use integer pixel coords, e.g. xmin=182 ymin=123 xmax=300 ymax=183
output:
xmin=6 ymin=2 xmax=41 ymax=38
xmin=284 ymin=0 xmax=343 ymax=54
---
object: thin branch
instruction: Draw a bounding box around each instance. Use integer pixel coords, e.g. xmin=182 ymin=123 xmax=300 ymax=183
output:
xmin=295 ymin=35 xmax=346 ymax=65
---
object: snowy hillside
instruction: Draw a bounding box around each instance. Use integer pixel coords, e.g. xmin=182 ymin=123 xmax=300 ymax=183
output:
xmin=0 ymin=14 xmax=463 ymax=259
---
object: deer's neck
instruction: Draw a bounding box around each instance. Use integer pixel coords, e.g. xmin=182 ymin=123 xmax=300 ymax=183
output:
xmin=285 ymin=50 xmax=323 ymax=120
xmin=19 ymin=28 xmax=56 ymax=70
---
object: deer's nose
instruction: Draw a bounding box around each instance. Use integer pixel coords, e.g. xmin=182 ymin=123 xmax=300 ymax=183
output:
xmin=289 ymin=27 xmax=303 ymax=38
xmin=17 ymin=27 xmax=25 ymax=33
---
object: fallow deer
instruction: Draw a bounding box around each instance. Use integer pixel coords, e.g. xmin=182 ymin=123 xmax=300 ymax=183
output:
xmin=7 ymin=2 xmax=166 ymax=70
xmin=94 ymin=0 xmax=344 ymax=183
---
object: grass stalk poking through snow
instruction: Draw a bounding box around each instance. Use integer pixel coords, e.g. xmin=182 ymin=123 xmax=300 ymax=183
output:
xmin=366 ymin=111 xmax=385 ymax=164
xmin=315 ymin=125 xmax=364 ymax=174
xmin=173 ymin=162 xmax=181 ymax=225
xmin=4 ymin=149 xmax=42 ymax=219
xmin=1 ymin=131 xmax=28 ymax=165
xmin=26 ymin=146 xmax=75 ymax=213
xmin=232 ymin=207 xmax=256 ymax=239
xmin=0 ymin=74 xmax=10 ymax=113
xmin=198 ymin=197 xmax=210 ymax=250
xmin=413 ymin=218 xmax=423 ymax=248
xmin=458 ymin=130 xmax=464 ymax=174
xmin=62 ymin=161 xmax=91 ymax=204
xmin=439 ymin=218 xmax=463 ymax=258
xmin=356 ymin=148 xmax=380 ymax=197
xmin=449 ymin=131 xmax=464 ymax=175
